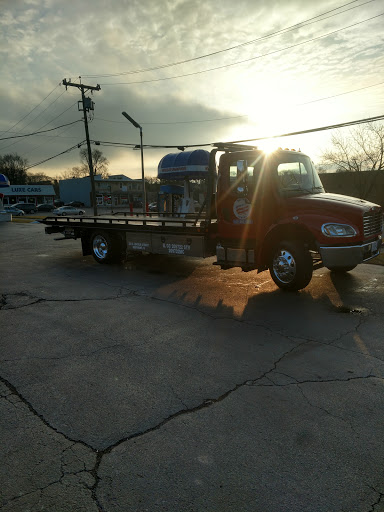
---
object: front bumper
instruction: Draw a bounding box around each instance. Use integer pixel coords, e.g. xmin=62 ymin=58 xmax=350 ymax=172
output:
xmin=319 ymin=237 xmax=382 ymax=268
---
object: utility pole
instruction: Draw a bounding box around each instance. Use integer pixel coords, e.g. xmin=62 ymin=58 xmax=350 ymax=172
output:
xmin=63 ymin=78 xmax=100 ymax=216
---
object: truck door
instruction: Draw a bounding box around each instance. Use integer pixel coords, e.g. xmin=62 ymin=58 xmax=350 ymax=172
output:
xmin=216 ymin=150 xmax=267 ymax=244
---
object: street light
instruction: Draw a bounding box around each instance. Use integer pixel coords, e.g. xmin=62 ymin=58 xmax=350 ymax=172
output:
xmin=122 ymin=111 xmax=146 ymax=215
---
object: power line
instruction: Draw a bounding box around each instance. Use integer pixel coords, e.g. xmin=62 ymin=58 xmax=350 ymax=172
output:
xmin=92 ymin=80 xmax=384 ymax=127
xmin=299 ymin=80 xmax=384 ymax=105
xmin=0 ymin=79 xmax=81 ymax=154
xmin=99 ymin=13 xmax=384 ymax=86
xmin=25 ymin=142 xmax=85 ymax=170
xmin=0 ymin=120 xmax=82 ymax=141
xmin=95 ymin=114 xmax=247 ymax=125
xmin=226 ymin=114 xmax=384 ymax=144
xmin=0 ymin=83 xmax=61 ymax=136
xmin=24 ymin=113 xmax=384 ymax=171
xmin=0 ymin=101 xmax=78 ymax=152
xmin=0 ymin=88 xmax=67 ymax=142
xmin=83 ymin=0 xmax=375 ymax=79
xmin=92 ymin=114 xmax=384 ymax=150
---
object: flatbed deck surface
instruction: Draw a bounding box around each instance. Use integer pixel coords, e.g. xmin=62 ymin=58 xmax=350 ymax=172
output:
xmin=41 ymin=214 xmax=209 ymax=233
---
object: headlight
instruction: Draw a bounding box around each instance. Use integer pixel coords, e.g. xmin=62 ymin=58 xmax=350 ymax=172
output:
xmin=321 ymin=223 xmax=357 ymax=237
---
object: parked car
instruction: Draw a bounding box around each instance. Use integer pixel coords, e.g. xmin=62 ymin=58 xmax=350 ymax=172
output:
xmin=54 ymin=200 xmax=64 ymax=207
xmin=65 ymin=201 xmax=85 ymax=208
xmin=53 ymin=206 xmax=85 ymax=216
xmin=13 ymin=203 xmax=37 ymax=214
xmin=37 ymin=203 xmax=55 ymax=212
xmin=148 ymin=202 xmax=158 ymax=212
xmin=3 ymin=205 xmax=25 ymax=216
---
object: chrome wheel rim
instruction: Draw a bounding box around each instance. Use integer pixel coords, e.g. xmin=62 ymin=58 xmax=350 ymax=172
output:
xmin=273 ymin=248 xmax=296 ymax=284
xmin=93 ymin=235 xmax=108 ymax=260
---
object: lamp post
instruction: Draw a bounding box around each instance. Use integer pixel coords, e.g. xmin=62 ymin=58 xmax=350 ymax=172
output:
xmin=122 ymin=111 xmax=146 ymax=215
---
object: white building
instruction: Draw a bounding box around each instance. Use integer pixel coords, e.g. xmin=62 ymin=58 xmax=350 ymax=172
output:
xmin=2 ymin=184 xmax=55 ymax=206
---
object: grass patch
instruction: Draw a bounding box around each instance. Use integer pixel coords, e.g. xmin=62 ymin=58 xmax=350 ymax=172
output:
xmin=11 ymin=216 xmax=45 ymax=223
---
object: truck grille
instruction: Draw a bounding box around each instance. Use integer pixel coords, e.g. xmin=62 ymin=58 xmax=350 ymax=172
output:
xmin=363 ymin=210 xmax=383 ymax=237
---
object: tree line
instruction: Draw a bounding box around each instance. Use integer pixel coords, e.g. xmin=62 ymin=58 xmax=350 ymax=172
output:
xmin=0 ymin=149 xmax=110 ymax=186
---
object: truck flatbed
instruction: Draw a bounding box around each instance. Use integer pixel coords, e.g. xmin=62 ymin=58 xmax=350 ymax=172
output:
xmin=42 ymin=214 xmax=216 ymax=261
xmin=42 ymin=214 xmax=209 ymax=234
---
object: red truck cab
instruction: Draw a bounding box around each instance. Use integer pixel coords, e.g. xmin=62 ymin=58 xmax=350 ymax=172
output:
xmin=214 ymin=146 xmax=382 ymax=290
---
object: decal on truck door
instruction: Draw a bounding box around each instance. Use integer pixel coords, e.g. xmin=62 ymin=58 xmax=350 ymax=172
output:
xmin=233 ymin=198 xmax=253 ymax=224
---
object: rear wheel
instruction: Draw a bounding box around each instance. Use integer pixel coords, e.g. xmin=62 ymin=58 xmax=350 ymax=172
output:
xmin=91 ymin=232 xmax=122 ymax=264
xmin=327 ymin=265 xmax=356 ymax=273
xmin=269 ymin=240 xmax=313 ymax=291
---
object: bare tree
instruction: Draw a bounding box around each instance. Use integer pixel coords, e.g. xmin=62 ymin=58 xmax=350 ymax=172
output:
xmin=79 ymin=148 xmax=109 ymax=178
xmin=0 ymin=153 xmax=28 ymax=184
xmin=321 ymin=122 xmax=384 ymax=199
xmin=55 ymin=149 xmax=110 ymax=181
xmin=26 ymin=172 xmax=53 ymax=184
xmin=56 ymin=169 xmax=77 ymax=180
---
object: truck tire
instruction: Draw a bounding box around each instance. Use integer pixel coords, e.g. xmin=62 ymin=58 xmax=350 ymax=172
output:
xmin=269 ymin=240 xmax=313 ymax=291
xmin=327 ymin=265 xmax=356 ymax=273
xmin=91 ymin=232 xmax=121 ymax=264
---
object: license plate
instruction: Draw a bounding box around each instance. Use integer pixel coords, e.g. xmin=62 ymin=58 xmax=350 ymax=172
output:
xmin=372 ymin=240 xmax=378 ymax=252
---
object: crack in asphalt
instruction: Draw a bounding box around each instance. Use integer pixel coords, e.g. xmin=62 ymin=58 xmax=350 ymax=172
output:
xmin=2 ymin=287 xmax=383 ymax=510
xmin=367 ymin=486 xmax=384 ymax=512
xmin=0 ymin=291 xmax=129 ymax=310
xmin=0 ymin=376 xmax=94 ymax=452
xmin=2 ymin=339 xmax=382 ymax=510
xmin=0 ymin=338 xmax=310 ymax=510
xmin=1 ymin=469 xmax=95 ymax=510
xmin=296 ymin=383 xmax=359 ymax=435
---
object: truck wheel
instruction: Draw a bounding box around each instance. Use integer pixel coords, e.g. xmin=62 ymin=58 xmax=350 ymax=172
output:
xmin=327 ymin=265 xmax=356 ymax=273
xmin=92 ymin=232 xmax=121 ymax=264
xmin=269 ymin=240 xmax=313 ymax=291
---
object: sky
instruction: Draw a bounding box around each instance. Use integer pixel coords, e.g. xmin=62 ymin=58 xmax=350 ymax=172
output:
xmin=0 ymin=0 xmax=383 ymax=179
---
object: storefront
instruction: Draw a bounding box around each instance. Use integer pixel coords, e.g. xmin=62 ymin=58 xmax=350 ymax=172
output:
xmin=2 ymin=184 xmax=56 ymax=205
xmin=59 ymin=174 xmax=142 ymax=207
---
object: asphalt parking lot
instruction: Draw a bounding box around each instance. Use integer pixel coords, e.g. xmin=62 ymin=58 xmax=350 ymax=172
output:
xmin=1 ymin=221 xmax=384 ymax=512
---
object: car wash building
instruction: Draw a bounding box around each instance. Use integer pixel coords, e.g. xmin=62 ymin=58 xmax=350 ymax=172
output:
xmin=157 ymin=150 xmax=210 ymax=215
xmin=2 ymin=184 xmax=56 ymax=206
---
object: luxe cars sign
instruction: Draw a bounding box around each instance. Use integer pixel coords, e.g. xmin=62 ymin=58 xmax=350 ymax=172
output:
xmin=4 ymin=185 xmax=55 ymax=195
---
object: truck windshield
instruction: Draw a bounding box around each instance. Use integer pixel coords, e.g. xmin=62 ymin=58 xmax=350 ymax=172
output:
xmin=274 ymin=153 xmax=324 ymax=196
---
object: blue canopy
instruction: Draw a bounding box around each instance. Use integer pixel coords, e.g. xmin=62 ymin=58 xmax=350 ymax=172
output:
xmin=158 ymin=150 xmax=210 ymax=180
xmin=0 ymin=174 xmax=10 ymax=188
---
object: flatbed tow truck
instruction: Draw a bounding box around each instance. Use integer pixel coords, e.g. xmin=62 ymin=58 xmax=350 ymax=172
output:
xmin=42 ymin=143 xmax=383 ymax=291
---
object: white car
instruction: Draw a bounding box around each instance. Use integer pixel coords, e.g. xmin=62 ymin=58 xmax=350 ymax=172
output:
xmin=148 ymin=202 xmax=158 ymax=212
xmin=4 ymin=205 xmax=25 ymax=216
xmin=53 ymin=206 xmax=85 ymax=216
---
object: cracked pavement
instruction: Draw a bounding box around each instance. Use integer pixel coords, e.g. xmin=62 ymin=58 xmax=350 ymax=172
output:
xmin=1 ymin=222 xmax=384 ymax=511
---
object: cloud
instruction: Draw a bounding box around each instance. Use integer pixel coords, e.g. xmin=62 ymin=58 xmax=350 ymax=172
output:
xmin=0 ymin=0 xmax=383 ymax=178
